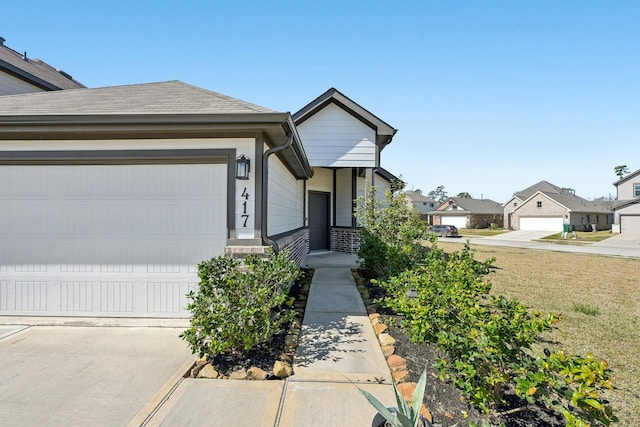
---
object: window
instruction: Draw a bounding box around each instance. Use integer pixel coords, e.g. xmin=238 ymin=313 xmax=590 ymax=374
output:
xmin=587 ymin=215 xmax=591 ymax=223
xmin=513 ymin=202 xmax=517 ymax=207
xmin=634 ymin=183 xmax=640 ymax=197
xmin=536 ymin=201 xmax=542 ymax=208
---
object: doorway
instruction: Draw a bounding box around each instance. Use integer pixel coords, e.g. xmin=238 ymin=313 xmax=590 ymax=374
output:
xmin=308 ymin=191 xmax=330 ymax=251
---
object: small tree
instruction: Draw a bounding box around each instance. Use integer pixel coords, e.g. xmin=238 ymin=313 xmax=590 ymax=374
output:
xmin=614 ymin=165 xmax=629 ymax=179
xmin=456 ymin=191 xmax=472 ymax=199
xmin=428 ymin=185 xmax=448 ymax=203
xmin=355 ymin=183 xmax=431 ymax=279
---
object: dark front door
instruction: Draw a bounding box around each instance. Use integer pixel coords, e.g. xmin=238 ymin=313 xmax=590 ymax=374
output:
xmin=309 ymin=192 xmax=330 ymax=251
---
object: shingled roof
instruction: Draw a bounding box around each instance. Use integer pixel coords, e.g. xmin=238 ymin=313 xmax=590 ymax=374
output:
xmin=0 ymin=38 xmax=85 ymax=91
xmin=439 ymin=197 xmax=504 ymax=214
xmin=0 ymin=80 xmax=275 ymax=115
xmin=514 ymin=180 xmax=564 ymax=200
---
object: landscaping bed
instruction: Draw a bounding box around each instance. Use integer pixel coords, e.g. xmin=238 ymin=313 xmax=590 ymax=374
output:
xmin=188 ymin=268 xmax=313 ymax=380
xmin=360 ymin=273 xmax=565 ymax=427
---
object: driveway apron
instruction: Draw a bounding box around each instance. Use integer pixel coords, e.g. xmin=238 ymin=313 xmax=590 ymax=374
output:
xmin=0 ymin=326 xmax=192 ymax=427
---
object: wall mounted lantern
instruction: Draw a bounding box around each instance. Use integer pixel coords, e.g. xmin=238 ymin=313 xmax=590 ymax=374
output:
xmin=236 ymin=155 xmax=250 ymax=180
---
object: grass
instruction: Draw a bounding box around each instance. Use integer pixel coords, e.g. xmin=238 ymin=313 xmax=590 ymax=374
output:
xmin=458 ymin=228 xmax=510 ymax=237
xmin=438 ymin=241 xmax=640 ymax=426
xmin=539 ymin=230 xmax=613 ymax=243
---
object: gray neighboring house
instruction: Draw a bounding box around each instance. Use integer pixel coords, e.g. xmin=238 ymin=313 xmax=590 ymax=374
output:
xmin=430 ymin=197 xmax=504 ymax=229
xmin=404 ymin=191 xmax=437 ymax=219
xmin=505 ymin=181 xmax=612 ymax=231
xmin=612 ymin=168 xmax=640 ymax=234
xmin=0 ymin=37 xmax=85 ymax=95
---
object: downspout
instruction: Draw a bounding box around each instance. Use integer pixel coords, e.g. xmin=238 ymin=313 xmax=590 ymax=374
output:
xmin=261 ymin=133 xmax=293 ymax=252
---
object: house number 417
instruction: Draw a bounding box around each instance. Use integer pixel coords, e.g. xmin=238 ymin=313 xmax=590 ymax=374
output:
xmin=241 ymin=187 xmax=250 ymax=227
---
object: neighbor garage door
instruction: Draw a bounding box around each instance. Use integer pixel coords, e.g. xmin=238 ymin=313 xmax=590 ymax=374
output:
xmin=621 ymin=215 xmax=640 ymax=234
xmin=519 ymin=217 xmax=563 ymax=231
xmin=443 ymin=216 xmax=467 ymax=229
xmin=0 ymin=163 xmax=227 ymax=318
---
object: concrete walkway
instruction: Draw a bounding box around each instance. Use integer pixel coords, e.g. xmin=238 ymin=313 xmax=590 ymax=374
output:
xmin=145 ymin=252 xmax=395 ymax=426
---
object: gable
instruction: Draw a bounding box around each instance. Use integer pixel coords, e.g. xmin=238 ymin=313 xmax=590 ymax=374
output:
xmin=296 ymin=103 xmax=376 ymax=168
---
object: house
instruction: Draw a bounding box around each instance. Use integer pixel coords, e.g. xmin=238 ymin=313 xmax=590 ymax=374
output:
xmin=505 ymin=181 xmax=612 ymax=231
xmin=429 ymin=197 xmax=504 ymax=229
xmin=611 ymin=168 xmax=640 ymax=234
xmin=0 ymin=37 xmax=84 ymax=95
xmin=0 ymin=81 xmax=397 ymax=318
xmin=403 ymin=190 xmax=437 ymax=219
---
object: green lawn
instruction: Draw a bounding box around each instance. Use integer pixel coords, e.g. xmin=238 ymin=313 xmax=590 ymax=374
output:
xmin=538 ymin=230 xmax=613 ymax=243
xmin=458 ymin=228 xmax=509 ymax=237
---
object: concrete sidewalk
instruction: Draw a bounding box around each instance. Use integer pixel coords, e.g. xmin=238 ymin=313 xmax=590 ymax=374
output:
xmin=146 ymin=252 xmax=395 ymax=426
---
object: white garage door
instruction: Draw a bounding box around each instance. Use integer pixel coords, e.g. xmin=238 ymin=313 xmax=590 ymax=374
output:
xmin=621 ymin=215 xmax=640 ymax=234
xmin=519 ymin=217 xmax=563 ymax=231
xmin=443 ymin=216 xmax=467 ymax=229
xmin=0 ymin=164 xmax=227 ymax=318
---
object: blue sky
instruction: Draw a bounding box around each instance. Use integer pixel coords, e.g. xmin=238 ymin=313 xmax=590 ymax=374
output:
xmin=3 ymin=1 xmax=638 ymax=202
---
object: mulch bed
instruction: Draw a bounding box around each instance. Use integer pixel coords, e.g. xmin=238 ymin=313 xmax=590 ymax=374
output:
xmin=203 ymin=268 xmax=313 ymax=379
xmin=359 ymin=271 xmax=565 ymax=427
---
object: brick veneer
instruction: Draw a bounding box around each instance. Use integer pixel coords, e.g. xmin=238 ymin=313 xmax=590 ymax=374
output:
xmin=330 ymin=227 xmax=361 ymax=254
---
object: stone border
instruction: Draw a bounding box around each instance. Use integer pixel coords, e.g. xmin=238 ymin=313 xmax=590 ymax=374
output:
xmin=354 ymin=271 xmax=434 ymax=424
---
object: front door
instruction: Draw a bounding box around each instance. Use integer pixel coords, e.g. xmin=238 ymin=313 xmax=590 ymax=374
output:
xmin=309 ymin=192 xmax=330 ymax=251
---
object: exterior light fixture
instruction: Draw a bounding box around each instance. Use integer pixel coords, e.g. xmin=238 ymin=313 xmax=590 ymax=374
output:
xmin=236 ymin=155 xmax=250 ymax=180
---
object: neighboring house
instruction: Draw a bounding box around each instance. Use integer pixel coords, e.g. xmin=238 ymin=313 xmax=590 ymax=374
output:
xmin=430 ymin=197 xmax=504 ymax=229
xmin=404 ymin=191 xmax=437 ymax=218
xmin=0 ymin=37 xmax=84 ymax=95
xmin=611 ymin=168 xmax=640 ymax=234
xmin=505 ymin=181 xmax=611 ymax=231
xmin=0 ymin=81 xmax=397 ymax=318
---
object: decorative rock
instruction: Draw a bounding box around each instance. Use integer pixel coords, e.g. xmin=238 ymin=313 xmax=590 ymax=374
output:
xmin=378 ymin=333 xmax=396 ymax=347
xmin=247 ymin=366 xmax=268 ymax=380
xmin=285 ymin=334 xmax=297 ymax=347
xmin=396 ymin=381 xmax=417 ymax=401
xmin=197 ymin=364 xmax=219 ymax=379
xmin=273 ymin=360 xmax=293 ymax=379
xmin=392 ymin=368 xmax=410 ymax=384
xmin=368 ymin=313 xmax=381 ymax=320
xmin=373 ymin=323 xmax=388 ymax=336
xmin=229 ymin=368 xmax=248 ymax=380
xmin=387 ymin=355 xmax=407 ymax=372
xmin=370 ymin=317 xmax=381 ymax=326
xmin=195 ymin=356 xmax=209 ymax=367
xmin=419 ymin=404 xmax=433 ymax=423
xmin=381 ymin=345 xmax=395 ymax=358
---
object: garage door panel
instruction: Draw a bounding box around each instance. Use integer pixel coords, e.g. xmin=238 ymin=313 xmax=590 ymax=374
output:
xmin=443 ymin=216 xmax=467 ymax=229
xmin=621 ymin=216 xmax=640 ymax=233
xmin=519 ymin=217 xmax=563 ymax=231
xmin=0 ymin=164 xmax=226 ymax=318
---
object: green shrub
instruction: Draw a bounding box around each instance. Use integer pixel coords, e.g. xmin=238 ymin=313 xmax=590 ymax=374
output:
xmin=181 ymin=248 xmax=299 ymax=357
xmin=376 ymin=242 xmax=616 ymax=426
xmin=355 ymin=184 xmax=431 ymax=280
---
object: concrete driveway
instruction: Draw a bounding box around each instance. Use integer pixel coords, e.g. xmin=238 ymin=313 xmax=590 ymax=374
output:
xmin=0 ymin=325 xmax=193 ymax=427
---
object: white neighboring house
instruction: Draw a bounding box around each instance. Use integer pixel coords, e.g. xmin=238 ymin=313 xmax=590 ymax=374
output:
xmin=505 ymin=181 xmax=611 ymax=231
xmin=0 ymin=81 xmax=398 ymax=319
xmin=612 ymin=168 xmax=640 ymax=234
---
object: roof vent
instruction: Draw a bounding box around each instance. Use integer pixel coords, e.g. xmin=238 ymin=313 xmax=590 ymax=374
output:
xmin=57 ymin=69 xmax=74 ymax=80
xmin=0 ymin=37 xmax=5 ymax=47
xmin=22 ymin=51 xmax=28 ymax=61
